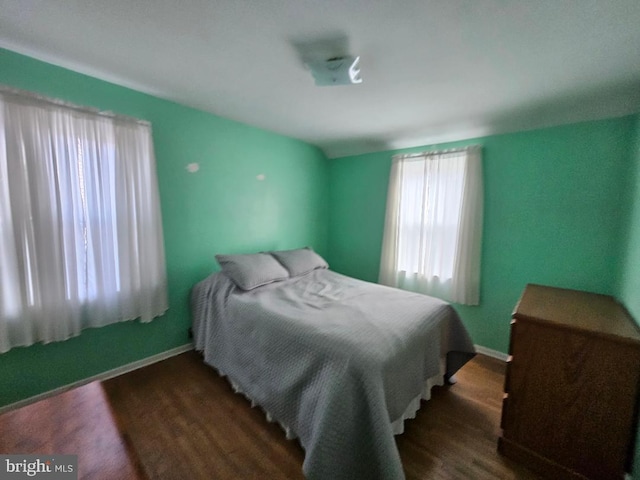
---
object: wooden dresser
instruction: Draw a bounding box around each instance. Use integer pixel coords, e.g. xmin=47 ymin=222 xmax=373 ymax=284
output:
xmin=499 ymin=284 xmax=640 ymax=480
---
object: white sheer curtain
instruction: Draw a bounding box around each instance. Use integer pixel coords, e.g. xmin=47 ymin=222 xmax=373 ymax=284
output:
xmin=0 ymin=88 xmax=168 ymax=353
xmin=379 ymin=146 xmax=483 ymax=305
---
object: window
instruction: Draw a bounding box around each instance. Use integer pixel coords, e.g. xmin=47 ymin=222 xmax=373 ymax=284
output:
xmin=0 ymin=87 xmax=168 ymax=353
xmin=379 ymin=146 xmax=483 ymax=305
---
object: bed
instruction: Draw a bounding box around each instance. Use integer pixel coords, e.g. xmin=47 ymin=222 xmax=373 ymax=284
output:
xmin=191 ymin=249 xmax=476 ymax=480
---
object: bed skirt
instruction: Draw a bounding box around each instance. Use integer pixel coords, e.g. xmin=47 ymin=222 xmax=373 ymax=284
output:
xmin=213 ymin=358 xmax=446 ymax=441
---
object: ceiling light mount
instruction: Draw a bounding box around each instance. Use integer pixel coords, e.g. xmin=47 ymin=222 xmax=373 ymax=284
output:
xmin=307 ymin=56 xmax=362 ymax=86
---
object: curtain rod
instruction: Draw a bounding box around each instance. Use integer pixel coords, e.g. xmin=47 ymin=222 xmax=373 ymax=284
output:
xmin=394 ymin=144 xmax=481 ymax=160
xmin=0 ymin=84 xmax=151 ymax=127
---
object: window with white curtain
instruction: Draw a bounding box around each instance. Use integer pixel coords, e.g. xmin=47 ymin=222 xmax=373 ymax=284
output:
xmin=0 ymin=87 xmax=168 ymax=353
xmin=379 ymin=146 xmax=483 ymax=305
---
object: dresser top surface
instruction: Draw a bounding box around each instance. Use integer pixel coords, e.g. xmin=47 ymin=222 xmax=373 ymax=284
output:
xmin=513 ymin=284 xmax=640 ymax=343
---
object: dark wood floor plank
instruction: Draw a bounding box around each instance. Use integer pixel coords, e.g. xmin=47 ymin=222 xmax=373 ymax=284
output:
xmin=0 ymin=381 xmax=146 ymax=480
xmin=0 ymin=351 xmax=540 ymax=479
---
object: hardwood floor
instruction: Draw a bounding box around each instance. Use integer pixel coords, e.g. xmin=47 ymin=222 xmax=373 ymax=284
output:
xmin=103 ymin=351 xmax=306 ymax=480
xmin=0 ymin=377 xmax=145 ymax=480
xmin=396 ymin=355 xmax=540 ymax=480
xmin=0 ymin=352 xmax=540 ymax=479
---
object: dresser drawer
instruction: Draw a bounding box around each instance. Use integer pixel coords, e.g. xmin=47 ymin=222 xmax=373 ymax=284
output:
xmin=507 ymin=319 xmax=516 ymax=356
xmin=500 ymin=393 xmax=509 ymax=429
xmin=503 ymin=356 xmax=513 ymax=394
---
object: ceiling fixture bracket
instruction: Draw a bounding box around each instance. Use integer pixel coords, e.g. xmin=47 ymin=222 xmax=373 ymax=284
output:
xmin=307 ymin=56 xmax=362 ymax=86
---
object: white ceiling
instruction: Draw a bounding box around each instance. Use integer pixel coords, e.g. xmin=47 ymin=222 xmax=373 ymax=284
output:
xmin=1 ymin=0 xmax=640 ymax=158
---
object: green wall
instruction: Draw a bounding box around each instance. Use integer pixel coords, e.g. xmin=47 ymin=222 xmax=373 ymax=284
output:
xmin=619 ymin=115 xmax=640 ymax=321
xmin=0 ymin=49 xmax=329 ymax=407
xmin=328 ymin=116 xmax=637 ymax=353
xmin=617 ymin=115 xmax=640 ymax=479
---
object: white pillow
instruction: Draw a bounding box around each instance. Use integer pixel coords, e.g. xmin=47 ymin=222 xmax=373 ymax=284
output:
xmin=270 ymin=247 xmax=328 ymax=277
xmin=215 ymin=253 xmax=289 ymax=290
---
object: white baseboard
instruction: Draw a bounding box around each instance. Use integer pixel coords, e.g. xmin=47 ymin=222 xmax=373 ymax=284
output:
xmin=0 ymin=343 xmax=194 ymax=415
xmin=474 ymin=344 xmax=509 ymax=362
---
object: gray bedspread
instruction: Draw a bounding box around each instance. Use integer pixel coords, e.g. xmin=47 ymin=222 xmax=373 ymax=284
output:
xmin=191 ymin=269 xmax=475 ymax=480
